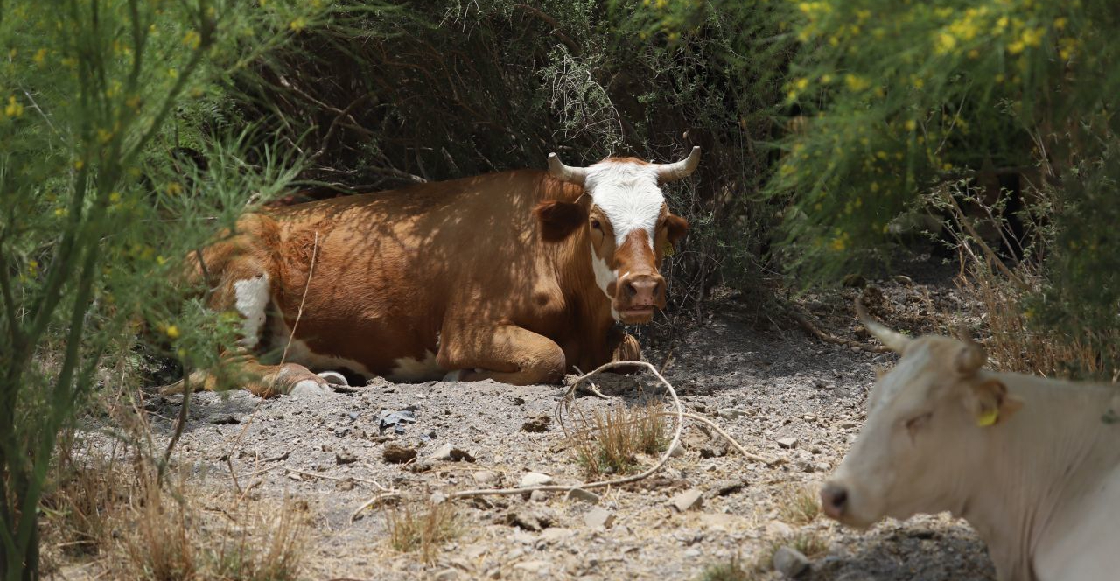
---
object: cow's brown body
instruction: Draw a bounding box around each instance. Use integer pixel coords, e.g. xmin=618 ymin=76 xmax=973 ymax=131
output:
xmin=178 ymin=152 xmax=700 ymax=397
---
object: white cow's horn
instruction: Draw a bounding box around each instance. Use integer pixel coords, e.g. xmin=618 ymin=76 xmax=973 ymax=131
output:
xmin=548 ymin=152 xmax=590 ymax=186
xmin=856 ymin=298 xmax=911 ymax=354
xmin=655 ymin=146 xmax=701 ymax=182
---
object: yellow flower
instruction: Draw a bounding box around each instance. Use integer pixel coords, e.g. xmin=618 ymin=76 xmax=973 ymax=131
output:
xmin=1054 ymin=17 xmax=1067 ymax=30
xmin=995 ymin=73 xmax=1005 ymax=82
xmin=166 ymin=182 xmax=183 ymax=195
xmin=168 ymin=68 xmax=179 ymax=79
xmin=905 ymin=119 xmax=917 ymax=131
xmin=820 ymin=73 xmax=831 ymax=84
xmin=289 ymin=17 xmax=307 ymax=32
xmin=33 ymin=48 xmax=47 ymax=64
xmin=1008 ymin=40 xmax=1025 ymax=54
xmin=936 ymin=31 xmax=957 ymax=53
xmin=4 ymin=96 xmax=24 ymax=118
xmin=156 ymin=255 xmax=167 ymax=265
xmin=795 ymin=77 xmax=809 ymax=90
xmin=183 ymin=30 xmax=201 ymax=49
xmin=845 ymin=74 xmax=869 ymax=91
xmin=109 ymin=192 xmax=121 ymax=203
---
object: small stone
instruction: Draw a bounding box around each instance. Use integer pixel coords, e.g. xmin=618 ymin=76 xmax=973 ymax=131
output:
xmin=766 ymin=520 xmax=794 ymax=537
xmin=513 ymin=561 xmax=548 ymax=574
xmin=584 ymin=507 xmax=615 ymax=529
xmin=335 ymin=450 xmax=357 ymax=465
xmin=566 ymin=488 xmax=599 ymax=504
xmin=667 ymin=441 xmax=685 ymax=458
xmin=700 ymin=440 xmax=729 ymax=459
xmin=430 ymin=492 xmax=448 ymax=504
xmin=382 ymin=444 xmax=417 ymax=464
xmin=519 ymin=472 xmax=553 ymax=488
xmin=433 ymin=569 xmax=459 ymax=581
xmin=839 ymin=421 xmax=859 ymax=429
xmin=506 ymin=507 xmax=554 ymax=531
xmin=529 ymin=490 xmax=549 ymax=502
xmin=773 ymin=546 xmax=811 ymax=578
xmin=683 ymin=548 xmax=702 ymax=558
xmin=429 ymin=444 xmax=476 ymax=462
xmin=777 ymin=437 xmax=799 ymax=449
xmin=521 ymin=415 xmax=551 ymax=433
xmin=472 ymin=471 xmax=497 ymax=485
xmin=671 ymin=489 xmax=704 ymax=512
xmin=717 ymin=408 xmax=747 ymax=419
xmin=713 ymin=479 xmax=745 ymax=496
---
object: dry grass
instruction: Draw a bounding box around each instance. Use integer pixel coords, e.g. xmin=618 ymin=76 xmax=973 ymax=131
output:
xmin=785 ymin=531 xmax=830 ymax=559
xmin=568 ymin=400 xmax=668 ymax=478
xmin=40 ymin=432 xmax=304 ymax=581
xmin=695 ymin=555 xmax=760 ymax=581
xmin=775 ymin=484 xmax=821 ymax=526
xmin=956 ymin=264 xmax=1117 ymax=379
xmin=40 ymin=436 xmax=130 ymax=561
xmin=385 ymin=501 xmax=462 ymax=565
xmin=116 ymin=472 xmax=304 ymax=581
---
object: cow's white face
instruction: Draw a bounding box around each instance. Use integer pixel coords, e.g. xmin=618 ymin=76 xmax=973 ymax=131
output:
xmin=822 ymin=320 xmax=1022 ymax=528
xmin=538 ymin=149 xmax=696 ymax=324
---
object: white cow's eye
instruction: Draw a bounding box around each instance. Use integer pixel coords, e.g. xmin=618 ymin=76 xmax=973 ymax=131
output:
xmin=905 ymin=412 xmax=933 ymax=433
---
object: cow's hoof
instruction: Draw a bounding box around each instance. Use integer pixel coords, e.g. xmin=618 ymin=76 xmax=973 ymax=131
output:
xmin=289 ymin=379 xmax=331 ymax=398
xmin=317 ymin=371 xmax=349 ymax=386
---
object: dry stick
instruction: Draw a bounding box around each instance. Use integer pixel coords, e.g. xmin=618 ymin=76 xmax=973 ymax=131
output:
xmin=349 ymin=360 xmax=685 ymax=521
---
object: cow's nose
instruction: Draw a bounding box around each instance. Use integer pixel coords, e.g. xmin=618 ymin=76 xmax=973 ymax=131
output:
xmin=623 ymin=276 xmax=663 ymax=307
xmin=820 ymin=484 xmax=849 ymax=519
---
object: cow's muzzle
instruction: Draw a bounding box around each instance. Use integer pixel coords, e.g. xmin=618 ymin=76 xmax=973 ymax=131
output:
xmin=820 ymin=483 xmax=850 ymax=520
xmin=615 ymin=272 xmax=665 ymax=323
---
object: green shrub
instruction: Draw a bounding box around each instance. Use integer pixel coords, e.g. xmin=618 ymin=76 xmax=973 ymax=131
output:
xmin=0 ymin=1 xmax=339 ymax=577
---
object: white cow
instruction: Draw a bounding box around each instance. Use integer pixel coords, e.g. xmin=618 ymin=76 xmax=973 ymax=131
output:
xmin=821 ymin=301 xmax=1120 ymax=581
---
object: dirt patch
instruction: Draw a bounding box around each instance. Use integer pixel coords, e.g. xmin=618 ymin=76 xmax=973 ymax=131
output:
xmin=58 ymin=270 xmax=996 ymax=580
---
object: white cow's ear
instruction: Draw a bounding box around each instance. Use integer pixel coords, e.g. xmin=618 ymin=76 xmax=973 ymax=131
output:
xmin=966 ymin=379 xmax=1023 ymax=427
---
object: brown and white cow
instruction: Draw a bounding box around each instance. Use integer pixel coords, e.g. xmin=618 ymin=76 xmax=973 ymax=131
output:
xmin=822 ymin=302 xmax=1120 ymax=581
xmin=171 ymin=148 xmax=697 ymax=396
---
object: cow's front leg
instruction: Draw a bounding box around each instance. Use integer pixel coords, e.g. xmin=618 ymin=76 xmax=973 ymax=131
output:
xmin=438 ymin=323 xmax=566 ymax=385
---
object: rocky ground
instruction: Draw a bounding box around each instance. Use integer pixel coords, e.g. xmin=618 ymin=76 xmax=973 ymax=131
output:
xmin=60 ymin=266 xmax=998 ymax=581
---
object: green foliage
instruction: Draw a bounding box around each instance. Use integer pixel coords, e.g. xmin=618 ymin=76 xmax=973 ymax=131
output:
xmin=0 ymin=1 xmax=333 ymax=578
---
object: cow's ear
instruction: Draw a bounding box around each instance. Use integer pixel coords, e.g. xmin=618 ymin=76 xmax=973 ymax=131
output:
xmin=967 ymin=379 xmax=1023 ymax=427
xmin=534 ymin=200 xmax=588 ymax=243
xmin=665 ymin=214 xmax=690 ymax=246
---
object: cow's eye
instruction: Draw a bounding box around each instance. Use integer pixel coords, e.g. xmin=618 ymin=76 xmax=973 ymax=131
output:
xmin=905 ymin=412 xmax=933 ymax=434
xmin=590 ymin=219 xmax=601 ymax=230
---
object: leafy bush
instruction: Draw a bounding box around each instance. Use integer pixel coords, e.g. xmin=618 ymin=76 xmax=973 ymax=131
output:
xmin=0 ymin=1 xmax=334 ymax=577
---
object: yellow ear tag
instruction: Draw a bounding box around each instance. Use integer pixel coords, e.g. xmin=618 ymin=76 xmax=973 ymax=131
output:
xmin=661 ymin=242 xmax=675 ymax=257
xmin=976 ymin=409 xmax=999 ymax=427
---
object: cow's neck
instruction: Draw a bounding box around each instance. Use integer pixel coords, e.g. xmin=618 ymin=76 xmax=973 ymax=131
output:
xmin=958 ymin=373 xmax=1120 ymax=581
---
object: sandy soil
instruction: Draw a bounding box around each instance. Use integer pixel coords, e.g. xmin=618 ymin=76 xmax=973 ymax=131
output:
xmin=64 ymin=267 xmax=998 ymax=581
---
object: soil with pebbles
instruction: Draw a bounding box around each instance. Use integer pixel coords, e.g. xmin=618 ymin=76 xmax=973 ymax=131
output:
xmin=69 ymin=266 xmax=997 ymax=580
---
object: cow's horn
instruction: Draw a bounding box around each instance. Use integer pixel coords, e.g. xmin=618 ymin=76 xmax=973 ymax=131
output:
xmin=548 ymin=152 xmax=590 ymax=186
xmin=856 ymin=298 xmax=911 ymax=353
xmin=655 ymin=146 xmax=701 ymax=182
xmin=956 ymin=334 xmax=987 ymax=374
